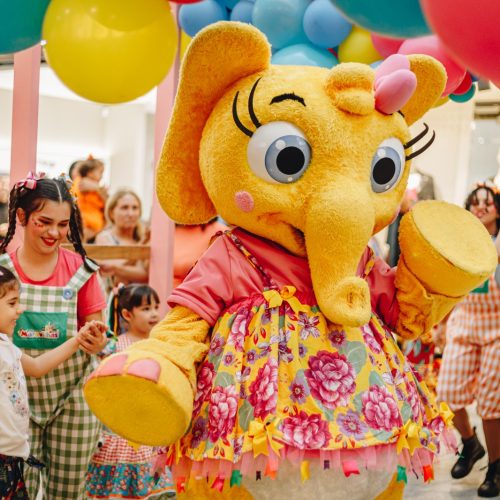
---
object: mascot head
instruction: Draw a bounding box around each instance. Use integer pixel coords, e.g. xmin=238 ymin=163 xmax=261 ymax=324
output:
xmin=157 ymin=22 xmax=446 ymax=326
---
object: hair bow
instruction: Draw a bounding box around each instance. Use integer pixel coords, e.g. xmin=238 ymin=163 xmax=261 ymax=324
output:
xmin=475 ymin=180 xmax=500 ymax=195
xmin=15 ymin=171 xmax=45 ymax=191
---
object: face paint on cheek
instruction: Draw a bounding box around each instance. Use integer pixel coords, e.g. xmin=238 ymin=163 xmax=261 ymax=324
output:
xmin=234 ymin=191 xmax=254 ymax=213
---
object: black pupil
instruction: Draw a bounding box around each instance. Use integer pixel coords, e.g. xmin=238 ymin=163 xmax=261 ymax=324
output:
xmin=373 ymin=158 xmax=396 ymax=185
xmin=276 ymin=147 xmax=305 ymax=175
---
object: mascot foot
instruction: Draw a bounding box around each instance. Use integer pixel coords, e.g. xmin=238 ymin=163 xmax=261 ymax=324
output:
xmin=84 ymin=345 xmax=193 ymax=446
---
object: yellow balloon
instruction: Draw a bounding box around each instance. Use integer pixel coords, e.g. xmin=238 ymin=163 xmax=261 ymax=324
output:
xmin=433 ymin=96 xmax=449 ymax=108
xmin=338 ymin=26 xmax=382 ymax=65
xmin=43 ymin=0 xmax=178 ymax=104
xmin=180 ymin=31 xmax=191 ymax=60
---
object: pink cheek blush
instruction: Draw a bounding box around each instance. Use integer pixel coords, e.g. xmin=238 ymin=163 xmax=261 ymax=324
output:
xmin=234 ymin=191 xmax=254 ymax=213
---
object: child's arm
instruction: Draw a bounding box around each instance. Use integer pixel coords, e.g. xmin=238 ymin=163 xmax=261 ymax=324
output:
xmin=21 ymin=337 xmax=80 ymax=378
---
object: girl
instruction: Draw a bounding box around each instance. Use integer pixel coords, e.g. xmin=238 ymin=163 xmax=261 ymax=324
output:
xmin=437 ymin=182 xmax=500 ymax=498
xmin=73 ymin=156 xmax=108 ymax=242
xmin=86 ymin=284 xmax=174 ymax=499
xmin=0 ymin=172 xmax=108 ymax=499
xmin=0 ymin=266 xmax=106 ymax=499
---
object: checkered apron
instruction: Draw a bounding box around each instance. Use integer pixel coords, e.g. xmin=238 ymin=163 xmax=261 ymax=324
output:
xmin=0 ymin=254 xmax=102 ymax=499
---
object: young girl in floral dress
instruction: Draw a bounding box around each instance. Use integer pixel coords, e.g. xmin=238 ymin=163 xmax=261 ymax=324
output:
xmin=86 ymin=285 xmax=174 ymax=499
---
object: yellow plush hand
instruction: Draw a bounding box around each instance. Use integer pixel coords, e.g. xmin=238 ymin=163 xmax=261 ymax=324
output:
xmin=394 ymin=201 xmax=497 ymax=339
xmin=84 ymin=306 xmax=211 ymax=446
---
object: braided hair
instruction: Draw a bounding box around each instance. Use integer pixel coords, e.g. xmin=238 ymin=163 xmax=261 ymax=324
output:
xmin=0 ymin=176 xmax=95 ymax=272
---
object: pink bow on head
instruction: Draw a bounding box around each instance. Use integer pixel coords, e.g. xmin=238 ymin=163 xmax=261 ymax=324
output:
xmin=15 ymin=171 xmax=45 ymax=191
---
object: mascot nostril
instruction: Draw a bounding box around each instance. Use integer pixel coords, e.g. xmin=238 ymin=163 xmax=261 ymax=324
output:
xmin=84 ymin=21 xmax=498 ymax=500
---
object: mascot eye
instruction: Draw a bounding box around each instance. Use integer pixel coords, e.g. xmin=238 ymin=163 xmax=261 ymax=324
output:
xmin=247 ymin=121 xmax=311 ymax=184
xmin=370 ymin=138 xmax=405 ymax=193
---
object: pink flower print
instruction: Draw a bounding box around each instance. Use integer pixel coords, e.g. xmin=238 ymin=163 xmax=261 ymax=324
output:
xmin=191 ymin=417 xmax=208 ymax=448
xmin=223 ymin=352 xmax=235 ymax=367
xmin=258 ymin=342 xmax=272 ymax=358
xmin=362 ymin=325 xmax=382 ymax=354
xmin=429 ymin=416 xmax=445 ymax=435
xmin=249 ymin=358 xmax=278 ymax=419
xmin=208 ymin=385 xmax=239 ymax=442
xmin=229 ymin=309 xmax=250 ymax=352
xmin=362 ymin=386 xmax=402 ymax=431
xmin=328 ymin=329 xmax=346 ymax=348
xmin=305 ymin=351 xmax=356 ymax=410
xmin=209 ymin=334 xmax=225 ymax=357
xmin=236 ymin=366 xmax=251 ymax=383
xmin=246 ymin=349 xmax=257 ymax=364
xmin=298 ymin=343 xmax=307 ymax=358
xmin=271 ymin=328 xmax=293 ymax=363
xmin=298 ymin=313 xmax=320 ymax=340
xmin=405 ymin=382 xmax=424 ymax=421
xmin=337 ymin=410 xmax=368 ymax=440
xmin=232 ymin=435 xmax=244 ymax=460
xmin=193 ymin=361 xmax=215 ymax=416
xmin=261 ymin=307 xmax=272 ymax=325
xmin=282 ymin=411 xmax=332 ymax=449
xmin=289 ymin=377 xmax=309 ymax=404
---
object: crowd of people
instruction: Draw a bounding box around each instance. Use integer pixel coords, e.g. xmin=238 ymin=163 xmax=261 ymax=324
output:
xmin=0 ymin=161 xmax=498 ymax=499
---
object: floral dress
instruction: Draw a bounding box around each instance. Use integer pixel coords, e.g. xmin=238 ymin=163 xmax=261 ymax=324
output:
xmin=86 ymin=334 xmax=175 ymax=499
xmin=167 ymin=231 xmax=454 ymax=490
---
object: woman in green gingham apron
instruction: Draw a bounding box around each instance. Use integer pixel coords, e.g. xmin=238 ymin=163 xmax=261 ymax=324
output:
xmin=0 ymin=174 xmax=107 ymax=499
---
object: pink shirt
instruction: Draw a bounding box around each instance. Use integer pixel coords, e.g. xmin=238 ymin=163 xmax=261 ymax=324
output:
xmin=10 ymin=248 xmax=106 ymax=328
xmin=168 ymin=228 xmax=399 ymax=329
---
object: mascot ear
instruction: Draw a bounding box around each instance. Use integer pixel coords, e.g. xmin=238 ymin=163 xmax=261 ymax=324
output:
xmin=156 ymin=22 xmax=271 ymax=224
xmin=400 ymin=55 xmax=447 ymax=125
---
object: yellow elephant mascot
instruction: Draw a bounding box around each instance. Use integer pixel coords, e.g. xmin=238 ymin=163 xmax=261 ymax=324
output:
xmin=84 ymin=22 xmax=497 ymax=500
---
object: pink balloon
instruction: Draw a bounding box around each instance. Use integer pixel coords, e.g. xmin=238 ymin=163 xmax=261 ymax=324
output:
xmin=371 ymin=34 xmax=404 ymax=58
xmin=398 ymin=35 xmax=466 ymax=95
xmin=421 ymin=0 xmax=500 ymax=87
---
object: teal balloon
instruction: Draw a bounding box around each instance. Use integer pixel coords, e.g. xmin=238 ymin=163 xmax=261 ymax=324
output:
xmin=0 ymin=0 xmax=51 ymax=54
xmin=450 ymin=84 xmax=477 ymax=103
xmin=272 ymin=44 xmax=338 ymax=68
xmin=329 ymin=0 xmax=431 ymax=38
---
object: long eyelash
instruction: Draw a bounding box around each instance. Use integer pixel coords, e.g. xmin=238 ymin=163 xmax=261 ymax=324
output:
xmin=404 ymin=123 xmax=429 ymax=149
xmin=232 ymin=91 xmax=253 ymax=138
xmin=248 ymin=78 xmax=262 ymax=129
xmin=405 ymin=130 xmax=436 ymax=161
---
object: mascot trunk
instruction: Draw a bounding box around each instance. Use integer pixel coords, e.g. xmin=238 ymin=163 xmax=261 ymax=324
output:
xmin=84 ymin=22 xmax=497 ymax=499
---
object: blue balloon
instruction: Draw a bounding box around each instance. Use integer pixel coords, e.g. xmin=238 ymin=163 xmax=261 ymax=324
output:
xmin=218 ymin=0 xmax=239 ymax=8
xmin=272 ymin=44 xmax=338 ymax=68
xmin=303 ymin=0 xmax=352 ymax=49
xmin=450 ymin=84 xmax=477 ymax=103
xmin=330 ymin=0 xmax=430 ymax=38
xmin=230 ymin=0 xmax=254 ymax=23
xmin=179 ymin=0 xmax=228 ymax=38
xmin=253 ymin=0 xmax=310 ymax=49
xmin=0 ymin=0 xmax=50 ymax=54
xmin=370 ymin=60 xmax=383 ymax=69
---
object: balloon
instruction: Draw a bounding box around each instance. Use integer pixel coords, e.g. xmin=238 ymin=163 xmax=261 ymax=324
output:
xmin=180 ymin=31 xmax=192 ymax=59
xmin=370 ymin=60 xmax=383 ymax=69
xmin=179 ymin=0 xmax=228 ymax=37
xmin=330 ymin=0 xmax=430 ymax=38
xmin=272 ymin=43 xmax=338 ymax=68
xmin=219 ymin=0 xmax=239 ymax=8
xmin=449 ymin=84 xmax=476 ymax=103
xmin=43 ymin=0 xmax=177 ymax=104
xmin=398 ymin=36 xmax=466 ymax=96
xmin=338 ymin=26 xmax=382 ymax=64
xmin=433 ymin=96 xmax=449 ymax=108
xmin=0 ymin=0 xmax=50 ymax=54
xmin=253 ymin=0 xmax=310 ymax=49
xmin=420 ymin=0 xmax=500 ymax=87
xmin=170 ymin=0 xmax=203 ymax=3
xmin=230 ymin=0 xmax=254 ymax=23
xmin=303 ymin=0 xmax=352 ymax=49
xmin=453 ymin=73 xmax=472 ymax=96
xmin=370 ymin=34 xmax=404 ymax=58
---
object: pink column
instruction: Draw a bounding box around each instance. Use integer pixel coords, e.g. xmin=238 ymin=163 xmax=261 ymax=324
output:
xmin=148 ymin=6 xmax=181 ymax=315
xmin=9 ymin=44 xmax=41 ymax=249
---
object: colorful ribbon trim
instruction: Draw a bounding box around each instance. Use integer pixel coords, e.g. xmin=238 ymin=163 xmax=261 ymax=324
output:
xmin=212 ymin=476 xmax=225 ymax=492
xmin=423 ymin=465 xmax=434 ymax=483
xmin=176 ymin=477 xmax=186 ymax=493
xmin=262 ymin=286 xmax=304 ymax=314
xmin=439 ymin=402 xmax=454 ymax=427
xmin=300 ymin=461 xmax=310 ymax=483
xmin=396 ymin=465 xmax=408 ymax=484
xmin=230 ymin=470 xmax=242 ymax=487
xmin=396 ymin=421 xmax=422 ymax=455
xmin=248 ymin=419 xmax=284 ymax=457
xmin=342 ymin=460 xmax=360 ymax=477
xmin=15 ymin=171 xmax=45 ymax=191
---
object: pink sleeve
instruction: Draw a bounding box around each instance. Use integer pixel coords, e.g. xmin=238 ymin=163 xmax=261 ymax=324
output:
xmin=77 ymin=273 xmax=107 ymax=325
xmin=168 ymin=236 xmax=234 ymax=326
xmin=367 ymin=257 xmax=399 ymax=331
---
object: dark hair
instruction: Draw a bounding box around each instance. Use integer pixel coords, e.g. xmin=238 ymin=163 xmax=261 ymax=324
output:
xmin=68 ymin=160 xmax=81 ymax=180
xmin=78 ymin=159 xmax=104 ymax=178
xmin=109 ymin=284 xmax=160 ymax=335
xmin=0 ymin=265 xmax=18 ymax=299
xmin=0 ymin=176 xmax=95 ymax=272
xmin=465 ymin=184 xmax=500 ymax=232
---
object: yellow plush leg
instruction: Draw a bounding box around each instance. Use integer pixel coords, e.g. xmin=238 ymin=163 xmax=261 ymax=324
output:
xmin=374 ymin=473 xmax=405 ymax=500
xmin=178 ymin=479 xmax=254 ymax=499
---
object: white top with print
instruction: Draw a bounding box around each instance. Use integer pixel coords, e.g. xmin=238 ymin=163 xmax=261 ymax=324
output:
xmin=0 ymin=333 xmax=29 ymax=458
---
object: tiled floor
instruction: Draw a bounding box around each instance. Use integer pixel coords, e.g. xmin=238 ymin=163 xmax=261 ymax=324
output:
xmin=405 ymin=405 xmax=492 ymax=499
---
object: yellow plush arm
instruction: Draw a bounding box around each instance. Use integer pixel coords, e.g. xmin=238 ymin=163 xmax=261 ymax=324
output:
xmin=394 ymin=201 xmax=497 ymax=340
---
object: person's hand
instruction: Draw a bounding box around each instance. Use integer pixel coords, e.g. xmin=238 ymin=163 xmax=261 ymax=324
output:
xmin=77 ymin=321 xmax=109 ymax=355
